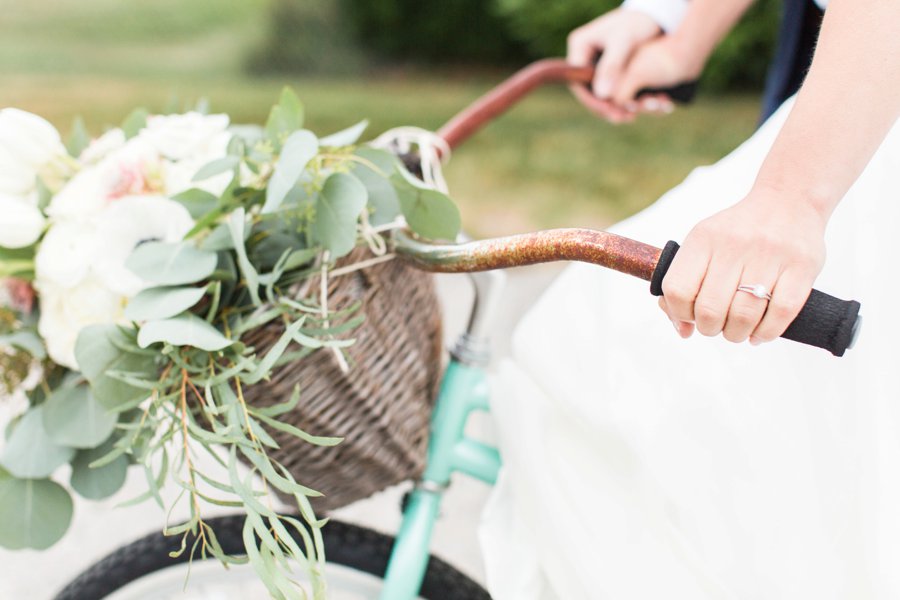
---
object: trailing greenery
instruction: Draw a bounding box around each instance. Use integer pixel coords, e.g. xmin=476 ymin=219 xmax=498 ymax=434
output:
xmin=0 ymin=89 xmax=460 ymax=598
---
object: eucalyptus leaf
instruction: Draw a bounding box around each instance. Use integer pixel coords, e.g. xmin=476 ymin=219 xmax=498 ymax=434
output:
xmin=0 ymin=473 xmax=73 ymax=550
xmin=319 ymin=120 xmax=368 ymax=147
xmin=42 ymin=384 xmax=117 ymax=449
xmin=265 ymin=87 xmax=304 ymax=146
xmin=199 ymin=224 xmax=237 ymax=252
xmin=66 ymin=117 xmax=90 ymax=158
xmin=126 ymin=241 xmax=217 ymax=286
xmin=0 ymin=408 xmax=75 ymax=479
xmin=0 ymin=330 xmax=46 ymax=359
xmin=192 ymin=156 xmax=240 ymax=182
xmin=121 ymin=108 xmax=148 ymax=139
xmin=312 ymin=172 xmax=367 ymax=259
xmin=70 ymin=441 xmax=128 ymax=501
xmin=75 ymin=325 xmax=156 ymax=411
xmin=137 ymin=314 xmax=233 ymax=351
xmin=263 ymin=129 xmax=318 ymax=214
xmin=172 ymin=188 xmax=219 ymax=219
xmin=124 ymin=286 xmax=206 ymax=321
xmin=353 ymin=147 xmax=401 ymax=225
xmin=391 ymin=171 xmax=461 ymax=240
xmin=228 ymin=209 xmax=261 ymax=305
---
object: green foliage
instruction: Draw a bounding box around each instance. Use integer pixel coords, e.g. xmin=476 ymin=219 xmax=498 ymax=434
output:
xmin=1 ymin=87 xmax=463 ymax=596
xmin=0 ymin=470 xmax=73 ymax=550
xmin=0 ymin=408 xmax=75 ymax=479
xmin=340 ymin=0 xmax=526 ymax=65
xmin=124 ymin=286 xmax=207 ymax=322
xmin=313 ymin=173 xmax=368 ymax=258
xmin=70 ymin=439 xmax=128 ymax=500
xmin=392 ymin=171 xmax=461 ymax=241
xmin=136 ymin=314 xmax=234 ymax=351
xmin=125 ymin=242 xmax=218 ymax=286
xmin=265 ymin=130 xmax=319 ymax=213
xmin=74 ymin=325 xmax=157 ymax=411
xmin=42 ymin=384 xmax=117 ymax=449
xmin=246 ymin=0 xmax=365 ymax=76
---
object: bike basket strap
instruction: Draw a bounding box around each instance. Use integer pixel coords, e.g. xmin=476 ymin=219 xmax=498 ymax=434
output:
xmin=650 ymin=240 xmax=861 ymax=356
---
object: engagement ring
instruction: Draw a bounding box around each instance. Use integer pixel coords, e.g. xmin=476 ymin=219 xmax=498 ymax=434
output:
xmin=737 ymin=284 xmax=773 ymax=300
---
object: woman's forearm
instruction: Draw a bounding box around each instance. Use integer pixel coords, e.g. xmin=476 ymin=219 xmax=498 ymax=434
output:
xmin=753 ymin=0 xmax=900 ymax=218
xmin=670 ymin=0 xmax=756 ymax=77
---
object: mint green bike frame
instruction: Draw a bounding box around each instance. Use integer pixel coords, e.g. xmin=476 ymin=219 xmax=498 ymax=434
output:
xmin=379 ymin=271 xmax=505 ymax=599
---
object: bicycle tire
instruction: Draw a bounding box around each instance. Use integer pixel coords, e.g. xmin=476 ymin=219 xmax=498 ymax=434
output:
xmin=53 ymin=514 xmax=490 ymax=600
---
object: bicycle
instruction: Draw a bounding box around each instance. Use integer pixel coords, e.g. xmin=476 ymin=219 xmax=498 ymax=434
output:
xmin=53 ymin=60 xmax=861 ymax=600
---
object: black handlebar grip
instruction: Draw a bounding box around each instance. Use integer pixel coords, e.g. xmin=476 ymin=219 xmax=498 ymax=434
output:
xmin=650 ymin=241 xmax=862 ymax=356
xmin=637 ymin=81 xmax=698 ymax=104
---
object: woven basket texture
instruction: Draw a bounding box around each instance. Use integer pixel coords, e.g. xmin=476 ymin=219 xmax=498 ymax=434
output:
xmin=242 ymin=247 xmax=443 ymax=512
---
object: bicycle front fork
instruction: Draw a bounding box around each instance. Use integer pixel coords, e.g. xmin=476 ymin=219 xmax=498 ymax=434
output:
xmin=379 ymin=271 xmax=505 ymax=600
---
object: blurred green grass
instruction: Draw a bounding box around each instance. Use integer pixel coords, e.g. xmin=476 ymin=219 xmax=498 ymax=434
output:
xmin=0 ymin=0 xmax=761 ymax=236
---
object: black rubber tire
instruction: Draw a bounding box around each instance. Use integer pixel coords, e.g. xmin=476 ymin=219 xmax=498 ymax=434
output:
xmin=53 ymin=514 xmax=490 ymax=600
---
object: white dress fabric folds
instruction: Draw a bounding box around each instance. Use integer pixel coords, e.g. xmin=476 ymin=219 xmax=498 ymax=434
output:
xmin=479 ymin=98 xmax=900 ymax=600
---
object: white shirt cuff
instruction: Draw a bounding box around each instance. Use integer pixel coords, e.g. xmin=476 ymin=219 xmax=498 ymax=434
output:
xmin=621 ymin=0 xmax=689 ymax=32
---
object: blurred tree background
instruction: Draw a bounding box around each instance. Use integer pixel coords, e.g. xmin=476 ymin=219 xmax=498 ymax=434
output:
xmin=0 ymin=0 xmax=782 ymax=236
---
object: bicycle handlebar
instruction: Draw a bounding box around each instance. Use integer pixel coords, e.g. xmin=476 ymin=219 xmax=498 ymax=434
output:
xmin=393 ymin=230 xmax=861 ymax=357
xmin=437 ymin=58 xmax=698 ymax=151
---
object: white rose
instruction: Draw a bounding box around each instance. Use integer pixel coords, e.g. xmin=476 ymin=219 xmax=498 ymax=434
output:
xmin=38 ymin=278 xmax=126 ymax=369
xmin=141 ymin=112 xmax=230 ymax=161
xmin=0 ymin=193 xmax=45 ymax=248
xmin=0 ymin=108 xmax=67 ymax=170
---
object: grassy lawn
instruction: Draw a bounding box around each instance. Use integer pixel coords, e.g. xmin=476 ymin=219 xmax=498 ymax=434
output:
xmin=0 ymin=0 xmax=763 ymax=237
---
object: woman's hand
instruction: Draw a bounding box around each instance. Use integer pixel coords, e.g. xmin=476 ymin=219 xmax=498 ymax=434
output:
xmin=566 ymin=9 xmax=665 ymax=123
xmin=610 ymin=35 xmax=703 ymax=109
xmin=658 ymin=186 xmax=828 ymax=345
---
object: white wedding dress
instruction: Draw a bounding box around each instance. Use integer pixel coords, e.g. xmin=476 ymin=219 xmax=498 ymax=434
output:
xmin=479 ymin=97 xmax=900 ymax=599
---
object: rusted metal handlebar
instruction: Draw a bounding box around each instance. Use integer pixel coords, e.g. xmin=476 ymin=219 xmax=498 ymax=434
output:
xmin=437 ymin=59 xmax=592 ymax=151
xmin=393 ymin=228 xmax=662 ymax=281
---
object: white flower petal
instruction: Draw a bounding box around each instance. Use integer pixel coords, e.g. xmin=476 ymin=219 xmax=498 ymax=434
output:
xmin=34 ymin=220 xmax=98 ymax=287
xmin=0 ymin=108 xmax=67 ymax=170
xmin=0 ymin=194 xmax=45 ymax=248
xmin=93 ymin=195 xmax=195 ymax=296
xmin=0 ymin=145 xmax=36 ymax=197
xmin=141 ymin=112 xmax=230 ymax=161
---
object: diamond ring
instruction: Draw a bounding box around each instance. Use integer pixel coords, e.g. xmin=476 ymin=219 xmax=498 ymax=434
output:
xmin=737 ymin=284 xmax=772 ymax=300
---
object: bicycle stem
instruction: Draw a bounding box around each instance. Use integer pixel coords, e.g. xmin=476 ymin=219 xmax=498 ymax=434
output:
xmin=393 ymin=228 xmax=662 ymax=282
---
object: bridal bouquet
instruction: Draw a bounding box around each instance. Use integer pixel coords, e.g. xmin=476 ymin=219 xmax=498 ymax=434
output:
xmin=0 ymin=90 xmax=459 ymax=598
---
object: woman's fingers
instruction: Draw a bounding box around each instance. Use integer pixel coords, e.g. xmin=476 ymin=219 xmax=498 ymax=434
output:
xmin=722 ymin=268 xmax=780 ymax=343
xmin=750 ymin=267 xmax=816 ymax=344
xmin=659 ymin=297 xmax=695 ymax=338
xmin=660 ymin=241 xmax=710 ymax=324
xmin=568 ymin=84 xmax=635 ymax=122
xmin=692 ymin=257 xmax=743 ymax=337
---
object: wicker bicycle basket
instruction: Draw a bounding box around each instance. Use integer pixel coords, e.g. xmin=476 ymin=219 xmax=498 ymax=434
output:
xmin=241 ymin=247 xmax=444 ymax=512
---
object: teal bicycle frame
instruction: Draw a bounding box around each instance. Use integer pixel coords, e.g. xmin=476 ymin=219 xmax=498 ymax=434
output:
xmin=379 ymin=270 xmax=506 ymax=599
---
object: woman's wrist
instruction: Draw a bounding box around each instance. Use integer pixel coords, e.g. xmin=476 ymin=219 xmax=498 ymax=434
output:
xmin=667 ymin=30 xmax=710 ymax=81
xmin=743 ymin=178 xmax=836 ymax=229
